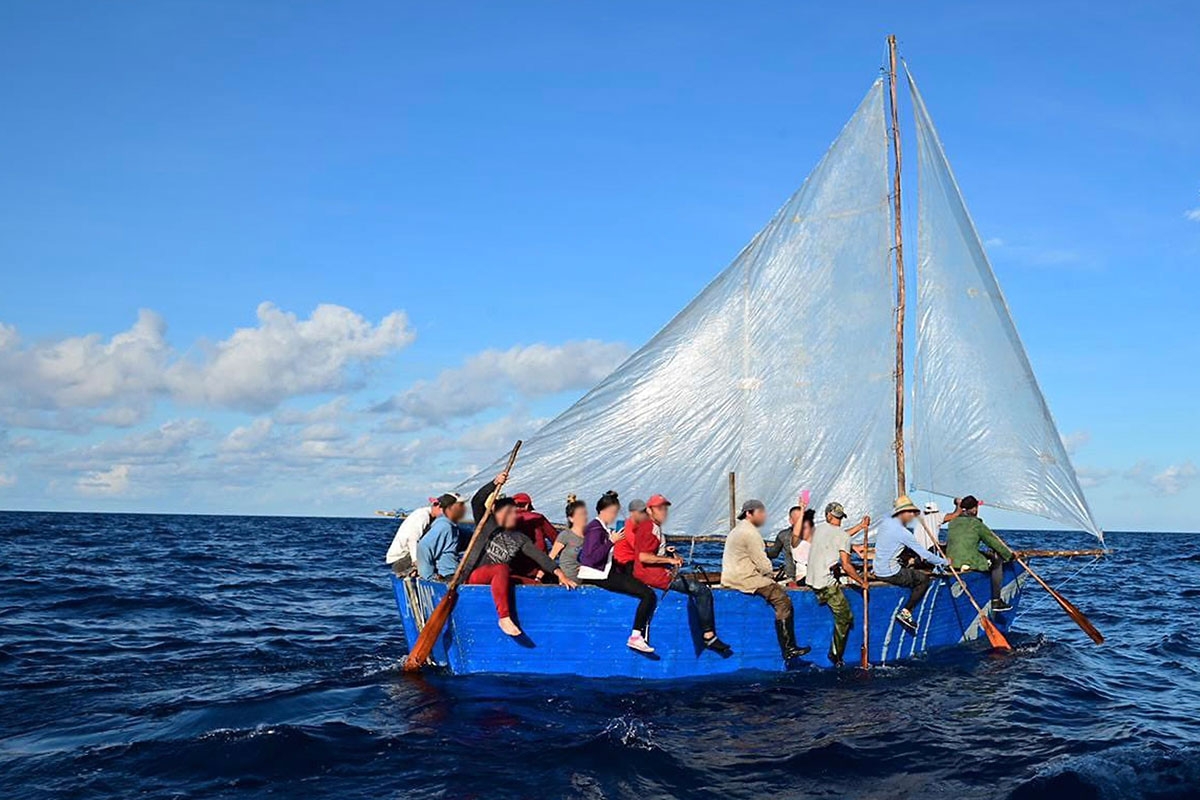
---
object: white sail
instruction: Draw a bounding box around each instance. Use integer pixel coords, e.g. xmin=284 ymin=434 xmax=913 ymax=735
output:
xmin=906 ymin=67 xmax=1102 ymax=539
xmin=465 ymin=80 xmax=896 ymax=534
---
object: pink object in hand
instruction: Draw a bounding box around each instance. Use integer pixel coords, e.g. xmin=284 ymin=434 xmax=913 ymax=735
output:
xmin=801 ymin=489 xmax=810 ymax=506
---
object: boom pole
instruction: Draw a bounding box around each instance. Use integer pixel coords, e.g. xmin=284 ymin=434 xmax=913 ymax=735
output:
xmin=886 ymin=34 xmax=907 ymax=497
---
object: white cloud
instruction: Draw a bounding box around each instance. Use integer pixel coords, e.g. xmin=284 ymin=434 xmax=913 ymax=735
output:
xmin=168 ymin=303 xmax=414 ymax=411
xmin=65 ymin=419 xmax=210 ymax=468
xmin=1150 ymin=462 xmax=1197 ymax=496
xmin=1185 ymin=208 xmax=1200 ymax=222
xmin=76 ymin=464 xmax=131 ymax=496
xmin=0 ymin=472 xmax=15 ymax=488
xmin=1061 ymin=430 xmax=1091 ymax=456
xmin=1075 ymin=466 xmax=1113 ymax=489
xmin=221 ymin=418 xmax=274 ymax=453
xmin=984 ymin=237 xmax=1005 ymax=247
xmin=0 ymin=309 xmax=171 ymax=413
xmin=0 ymin=303 xmax=414 ymax=423
xmin=378 ymin=340 xmax=630 ymax=425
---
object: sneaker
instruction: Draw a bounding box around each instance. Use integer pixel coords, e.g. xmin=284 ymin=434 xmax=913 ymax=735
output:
xmin=627 ymin=633 xmax=655 ymax=654
xmin=992 ymin=599 xmax=1014 ymax=613
xmin=703 ymin=636 xmax=734 ymax=656
xmin=895 ymin=609 xmax=918 ymax=634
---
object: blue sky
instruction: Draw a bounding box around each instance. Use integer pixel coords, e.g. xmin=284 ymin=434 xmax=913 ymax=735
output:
xmin=0 ymin=2 xmax=1197 ymax=531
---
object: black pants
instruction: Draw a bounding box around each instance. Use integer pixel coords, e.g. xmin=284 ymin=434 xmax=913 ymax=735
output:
xmin=986 ymin=552 xmax=1004 ymax=601
xmin=878 ymin=567 xmax=930 ymax=612
xmin=583 ymin=571 xmax=657 ymax=635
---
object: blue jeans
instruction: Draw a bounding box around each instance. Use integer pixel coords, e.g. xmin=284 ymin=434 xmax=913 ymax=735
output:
xmin=669 ymin=573 xmax=715 ymax=634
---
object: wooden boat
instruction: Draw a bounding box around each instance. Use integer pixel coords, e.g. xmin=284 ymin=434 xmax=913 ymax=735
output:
xmin=394 ymin=565 xmax=1028 ymax=677
xmin=393 ymin=37 xmax=1103 ymax=676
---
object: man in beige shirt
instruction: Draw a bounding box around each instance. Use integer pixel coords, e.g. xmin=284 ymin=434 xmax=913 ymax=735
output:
xmin=722 ymin=499 xmax=810 ymax=663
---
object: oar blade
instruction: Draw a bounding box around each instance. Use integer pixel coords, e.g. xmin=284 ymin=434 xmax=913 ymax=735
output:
xmin=1051 ymin=589 xmax=1105 ymax=644
xmin=981 ymin=616 xmax=1012 ymax=651
xmin=403 ymin=589 xmax=458 ymax=672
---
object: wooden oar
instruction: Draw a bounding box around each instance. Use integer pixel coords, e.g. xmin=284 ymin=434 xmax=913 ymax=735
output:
xmin=402 ymin=440 xmax=523 ymax=672
xmin=860 ymin=522 xmax=870 ymax=669
xmin=993 ymin=534 xmax=1104 ymax=645
xmin=930 ymin=540 xmax=1012 ymax=651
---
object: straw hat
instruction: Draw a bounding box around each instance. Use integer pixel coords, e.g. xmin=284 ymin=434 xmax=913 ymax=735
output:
xmin=892 ymin=495 xmax=921 ymax=516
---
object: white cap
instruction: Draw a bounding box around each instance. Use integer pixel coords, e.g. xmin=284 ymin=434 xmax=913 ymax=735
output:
xmin=924 ymin=501 xmax=940 ymax=514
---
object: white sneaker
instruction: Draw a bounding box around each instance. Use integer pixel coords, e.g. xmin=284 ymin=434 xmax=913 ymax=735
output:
xmin=626 ymin=633 xmax=655 ymax=653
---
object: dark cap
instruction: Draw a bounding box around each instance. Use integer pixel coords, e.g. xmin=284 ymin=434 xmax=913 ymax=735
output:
xmin=437 ymin=492 xmax=466 ymax=508
xmin=628 ymin=499 xmax=647 ymax=513
xmin=737 ymin=499 xmax=766 ymax=520
xmin=492 ymin=496 xmax=517 ymax=512
xmin=959 ymin=495 xmax=979 ymax=510
xmin=825 ymin=501 xmax=847 ymax=520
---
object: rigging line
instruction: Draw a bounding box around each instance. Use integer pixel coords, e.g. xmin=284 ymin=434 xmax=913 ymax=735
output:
xmin=1011 ymin=555 xmax=1103 ymax=625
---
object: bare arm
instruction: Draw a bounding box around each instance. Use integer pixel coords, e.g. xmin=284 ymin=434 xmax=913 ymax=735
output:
xmin=840 ymin=550 xmax=866 ymax=587
xmin=548 ymin=540 xmax=565 ymax=561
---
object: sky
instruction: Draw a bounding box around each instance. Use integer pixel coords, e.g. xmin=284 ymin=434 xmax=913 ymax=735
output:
xmin=0 ymin=2 xmax=1197 ymax=531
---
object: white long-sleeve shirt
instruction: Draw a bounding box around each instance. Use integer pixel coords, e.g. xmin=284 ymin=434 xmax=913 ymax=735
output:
xmin=384 ymin=506 xmax=435 ymax=565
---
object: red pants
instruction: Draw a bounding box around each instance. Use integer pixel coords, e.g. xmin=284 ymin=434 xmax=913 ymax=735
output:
xmin=467 ymin=564 xmax=535 ymax=619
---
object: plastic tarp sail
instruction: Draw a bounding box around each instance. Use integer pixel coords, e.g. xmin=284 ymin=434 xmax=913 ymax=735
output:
xmin=906 ymin=67 xmax=1103 ymax=540
xmin=463 ymin=80 xmax=896 ymax=535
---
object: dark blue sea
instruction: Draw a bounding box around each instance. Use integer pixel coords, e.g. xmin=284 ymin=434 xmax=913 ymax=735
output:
xmin=1 ymin=512 xmax=1198 ymax=799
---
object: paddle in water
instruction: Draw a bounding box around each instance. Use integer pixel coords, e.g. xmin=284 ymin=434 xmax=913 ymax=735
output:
xmin=403 ymin=440 xmax=523 ymax=672
xmin=931 ymin=540 xmax=1012 ymax=651
xmin=993 ymin=533 xmax=1104 ymax=645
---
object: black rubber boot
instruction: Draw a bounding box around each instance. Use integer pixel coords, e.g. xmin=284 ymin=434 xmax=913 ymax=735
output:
xmin=775 ymin=615 xmax=810 ymax=662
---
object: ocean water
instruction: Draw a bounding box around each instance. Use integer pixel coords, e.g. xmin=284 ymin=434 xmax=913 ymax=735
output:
xmin=1 ymin=512 xmax=1198 ymax=800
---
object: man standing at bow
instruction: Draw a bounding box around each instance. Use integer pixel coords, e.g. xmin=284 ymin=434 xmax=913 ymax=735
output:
xmin=807 ymin=502 xmax=871 ymax=667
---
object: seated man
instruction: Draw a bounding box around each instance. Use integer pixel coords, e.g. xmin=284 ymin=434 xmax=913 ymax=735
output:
xmin=765 ymin=498 xmax=811 ymax=584
xmin=915 ymin=498 xmax=962 ymax=551
xmin=512 ymin=492 xmax=558 ymax=553
xmin=384 ymin=497 xmax=444 ymax=575
xmin=721 ymin=499 xmax=809 ymax=663
xmin=467 ymin=496 xmax=577 ymax=636
xmin=630 ymin=495 xmax=732 ymax=655
xmin=415 ymin=494 xmax=468 ymax=580
xmin=873 ymin=495 xmax=948 ymax=634
xmin=945 ymin=495 xmax=1014 ymax=613
xmin=613 ymin=498 xmax=649 ymax=570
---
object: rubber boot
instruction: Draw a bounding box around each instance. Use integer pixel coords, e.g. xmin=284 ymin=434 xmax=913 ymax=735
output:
xmin=775 ymin=614 xmax=810 ymax=662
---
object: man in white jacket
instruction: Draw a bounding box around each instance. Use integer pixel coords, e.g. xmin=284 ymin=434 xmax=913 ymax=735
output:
xmin=385 ymin=494 xmax=464 ymax=575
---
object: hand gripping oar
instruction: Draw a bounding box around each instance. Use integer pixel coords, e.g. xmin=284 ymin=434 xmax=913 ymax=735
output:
xmin=992 ymin=533 xmax=1104 ymax=645
xmin=402 ymin=440 xmax=523 ymax=672
xmin=930 ymin=540 xmax=1012 ymax=651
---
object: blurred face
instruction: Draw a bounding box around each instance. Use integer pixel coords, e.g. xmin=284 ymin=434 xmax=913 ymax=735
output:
xmin=569 ymin=505 xmax=588 ymax=528
xmin=630 ymin=509 xmax=647 ymax=525
xmin=648 ymin=504 xmax=669 ymax=525
xmin=598 ymin=503 xmax=619 ymax=525
xmin=899 ymin=510 xmax=918 ymax=525
xmin=516 ymin=501 xmax=531 ymax=512
xmin=801 ymin=518 xmax=814 ymax=539
xmin=748 ymin=508 xmax=767 ymax=527
xmin=789 ymin=509 xmax=802 ymax=526
xmin=494 ymin=504 xmax=517 ymax=529
xmin=445 ymin=501 xmax=466 ymax=522
xmin=431 ymin=504 xmax=444 ymax=518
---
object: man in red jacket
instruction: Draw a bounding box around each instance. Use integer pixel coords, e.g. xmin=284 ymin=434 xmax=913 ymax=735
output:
xmin=629 ymin=495 xmax=732 ymax=656
xmin=510 ymin=492 xmax=559 ymax=579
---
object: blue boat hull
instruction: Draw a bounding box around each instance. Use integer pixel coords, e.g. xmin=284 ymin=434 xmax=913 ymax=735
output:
xmin=392 ymin=565 xmax=1027 ymax=677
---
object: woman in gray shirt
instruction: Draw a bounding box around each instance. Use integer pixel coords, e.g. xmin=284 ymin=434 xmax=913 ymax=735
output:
xmin=549 ymin=495 xmax=587 ymax=580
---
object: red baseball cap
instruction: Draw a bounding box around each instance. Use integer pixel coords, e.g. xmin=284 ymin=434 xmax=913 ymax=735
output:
xmin=512 ymin=492 xmax=533 ymax=508
xmin=647 ymin=494 xmax=671 ymax=508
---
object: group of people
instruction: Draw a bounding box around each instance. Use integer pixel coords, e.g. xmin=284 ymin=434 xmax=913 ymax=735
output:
xmin=384 ymin=475 xmax=1015 ymax=667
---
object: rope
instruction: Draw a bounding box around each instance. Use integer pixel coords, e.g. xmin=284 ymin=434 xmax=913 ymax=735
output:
xmin=1012 ymin=555 xmax=1103 ymax=625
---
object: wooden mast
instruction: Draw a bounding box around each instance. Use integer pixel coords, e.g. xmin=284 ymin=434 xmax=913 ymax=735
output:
xmin=887 ymin=34 xmax=907 ymax=497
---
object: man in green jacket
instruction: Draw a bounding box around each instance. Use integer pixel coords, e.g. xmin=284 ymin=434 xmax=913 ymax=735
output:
xmin=945 ymin=495 xmax=1014 ymax=612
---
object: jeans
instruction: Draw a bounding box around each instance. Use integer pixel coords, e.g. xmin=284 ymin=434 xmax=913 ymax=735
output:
xmin=669 ymin=573 xmax=716 ymax=633
xmin=582 ymin=571 xmax=657 ymax=635
xmin=877 ymin=566 xmax=930 ymax=612
xmin=814 ymin=584 xmax=853 ymax=659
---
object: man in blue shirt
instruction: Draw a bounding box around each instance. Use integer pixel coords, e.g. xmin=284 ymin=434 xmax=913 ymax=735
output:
xmin=416 ymin=494 xmax=468 ymax=580
xmin=874 ymin=495 xmax=948 ymax=634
